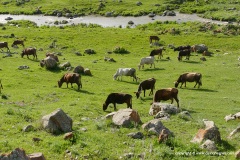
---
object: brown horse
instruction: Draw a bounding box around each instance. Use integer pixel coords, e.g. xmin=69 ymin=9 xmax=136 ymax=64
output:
xmin=21 ymin=47 xmax=37 ymax=59
xmin=0 ymin=42 xmax=10 ymax=52
xmin=58 ymin=73 xmax=82 ymax=90
xmin=149 ymin=36 xmax=160 ymax=44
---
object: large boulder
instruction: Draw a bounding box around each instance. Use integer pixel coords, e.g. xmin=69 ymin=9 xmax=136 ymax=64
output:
xmin=73 ymin=65 xmax=84 ymax=74
xmin=149 ymin=103 xmax=180 ymax=116
xmin=0 ymin=148 xmax=29 ymax=160
xmin=112 ymin=108 xmax=141 ymax=127
xmin=191 ymin=119 xmax=221 ymax=143
xmin=192 ymin=44 xmax=208 ymax=53
xmin=142 ymin=119 xmax=172 ymax=136
xmin=40 ymin=56 xmax=57 ymax=69
xmin=42 ymin=108 xmax=73 ymax=134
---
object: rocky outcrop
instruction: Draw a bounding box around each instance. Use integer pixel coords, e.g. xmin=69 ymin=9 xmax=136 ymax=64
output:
xmin=112 ymin=108 xmax=141 ymax=127
xmin=42 ymin=108 xmax=73 ymax=134
xmin=191 ymin=120 xmax=221 ymax=143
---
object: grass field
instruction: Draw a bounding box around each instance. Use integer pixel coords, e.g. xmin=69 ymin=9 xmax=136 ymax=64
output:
xmin=0 ymin=20 xmax=239 ymax=159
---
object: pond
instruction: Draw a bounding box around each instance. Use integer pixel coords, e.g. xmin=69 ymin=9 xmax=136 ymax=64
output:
xmin=0 ymin=12 xmax=233 ymax=28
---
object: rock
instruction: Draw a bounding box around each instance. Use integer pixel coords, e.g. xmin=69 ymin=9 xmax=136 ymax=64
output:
xmin=41 ymin=108 xmax=73 ymax=134
xmin=18 ymin=65 xmax=29 ymax=70
xmin=142 ymin=119 xmax=172 ymax=136
xmin=225 ymin=112 xmax=240 ymax=122
xmin=73 ymin=65 xmax=84 ymax=74
xmin=42 ymin=56 xmax=57 ymax=69
xmin=128 ymin=21 xmax=134 ymax=25
xmin=163 ymin=10 xmax=176 ymax=16
xmin=59 ymin=61 xmax=71 ymax=70
xmin=200 ymin=57 xmax=207 ymax=61
xmin=127 ymin=132 xmax=144 ymax=139
xmin=105 ymin=112 xmax=117 ymax=119
xmin=84 ymin=49 xmax=95 ymax=54
xmin=228 ymin=125 xmax=240 ymax=138
xmin=23 ymin=124 xmax=34 ymax=132
xmin=200 ymin=140 xmax=217 ymax=151
xmin=32 ymin=137 xmax=42 ymax=142
xmin=178 ymin=111 xmax=192 ymax=120
xmin=154 ymin=111 xmax=170 ymax=120
xmin=28 ymin=152 xmax=46 ymax=160
xmin=191 ymin=119 xmax=221 ymax=143
xmin=64 ymin=132 xmax=73 ymax=140
xmin=148 ymin=13 xmax=155 ymax=18
xmin=158 ymin=128 xmax=170 ymax=143
xmin=235 ymin=150 xmax=240 ymax=159
xmin=112 ymin=108 xmax=141 ymax=127
xmin=149 ymin=103 xmax=180 ymax=116
xmin=136 ymin=2 xmax=142 ymax=6
xmin=0 ymin=148 xmax=29 ymax=160
xmin=84 ymin=68 xmax=92 ymax=76
xmin=5 ymin=17 xmax=13 ymax=20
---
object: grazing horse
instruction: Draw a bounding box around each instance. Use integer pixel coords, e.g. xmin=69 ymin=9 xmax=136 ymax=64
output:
xmin=0 ymin=79 xmax=3 ymax=94
xmin=21 ymin=47 xmax=37 ymax=59
xmin=149 ymin=36 xmax=160 ymax=44
xmin=58 ymin=73 xmax=82 ymax=90
xmin=150 ymin=48 xmax=165 ymax=59
xmin=135 ymin=78 xmax=156 ymax=99
xmin=0 ymin=42 xmax=10 ymax=52
xmin=103 ymin=93 xmax=132 ymax=111
xmin=175 ymin=72 xmax=202 ymax=88
xmin=12 ymin=40 xmax=25 ymax=47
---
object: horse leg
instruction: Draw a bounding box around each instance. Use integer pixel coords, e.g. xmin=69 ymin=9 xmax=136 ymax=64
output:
xmin=174 ymin=96 xmax=179 ymax=108
xmin=114 ymin=103 xmax=117 ymax=110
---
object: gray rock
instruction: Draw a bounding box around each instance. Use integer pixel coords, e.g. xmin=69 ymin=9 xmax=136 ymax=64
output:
xmin=23 ymin=124 xmax=34 ymax=132
xmin=142 ymin=119 xmax=172 ymax=136
xmin=200 ymin=140 xmax=217 ymax=151
xmin=127 ymin=132 xmax=144 ymax=139
xmin=149 ymin=103 xmax=180 ymax=116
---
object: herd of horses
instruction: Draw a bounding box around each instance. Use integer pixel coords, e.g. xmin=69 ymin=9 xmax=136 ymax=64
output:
xmin=0 ymin=36 xmax=203 ymax=112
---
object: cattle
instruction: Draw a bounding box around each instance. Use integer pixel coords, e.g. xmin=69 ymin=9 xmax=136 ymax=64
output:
xmin=113 ymin=68 xmax=137 ymax=82
xmin=0 ymin=42 xmax=10 ymax=52
xmin=134 ymin=78 xmax=156 ymax=99
xmin=0 ymin=79 xmax=3 ymax=94
xmin=138 ymin=56 xmax=155 ymax=70
xmin=21 ymin=47 xmax=37 ymax=59
xmin=46 ymin=53 xmax=59 ymax=62
xmin=174 ymin=72 xmax=202 ymax=88
xmin=149 ymin=36 xmax=160 ymax=43
xmin=12 ymin=40 xmax=24 ymax=47
xmin=58 ymin=73 xmax=82 ymax=90
xmin=174 ymin=45 xmax=191 ymax=51
xmin=149 ymin=48 xmax=165 ymax=59
xmin=103 ymin=93 xmax=132 ymax=111
xmin=178 ymin=49 xmax=191 ymax=61
xmin=153 ymin=88 xmax=179 ymax=108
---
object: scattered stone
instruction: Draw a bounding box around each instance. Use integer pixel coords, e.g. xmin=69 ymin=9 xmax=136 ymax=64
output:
xmin=149 ymin=103 xmax=180 ymax=116
xmin=158 ymin=128 xmax=170 ymax=143
xmin=200 ymin=139 xmax=217 ymax=151
xmin=59 ymin=61 xmax=71 ymax=70
xmin=228 ymin=125 xmax=240 ymax=138
xmin=18 ymin=65 xmax=29 ymax=70
xmin=64 ymin=132 xmax=73 ymax=140
xmin=235 ymin=150 xmax=240 ymax=159
xmin=104 ymin=57 xmax=116 ymax=62
xmin=0 ymin=148 xmax=29 ymax=160
xmin=84 ymin=68 xmax=92 ymax=76
xmin=28 ymin=152 xmax=46 ymax=160
xmin=73 ymin=65 xmax=84 ymax=74
xmin=105 ymin=112 xmax=117 ymax=119
xmin=127 ymin=132 xmax=144 ymax=139
xmin=32 ymin=137 xmax=42 ymax=142
xmin=142 ymin=119 xmax=172 ymax=136
xmin=163 ymin=10 xmax=176 ymax=16
xmin=40 ymin=56 xmax=57 ymax=69
xmin=178 ymin=111 xmax=192 ymax=120
xmin=154 ymin=111 xmax=170 ymax=120
xmin=112 ymin=108 xmax=141 ymax=127
xmin=136 ymin=1 xmax=142 ymax=6
xmin=225 ymin=112 xmax=240 ymax=122
xmin=200 ymin=57 xmax=207 ymax=61
xmin=128 ymin=20 xmax=134 ymax=25
xmin=23 ymin=124 xmax=34 ymax=132
xmin=84 ymin=49 xmax=96 ymax=55
xmin=41 ymin=108 xmax=73 ymax=134
xmin=191 ymin=119 xmax=221 ymax=143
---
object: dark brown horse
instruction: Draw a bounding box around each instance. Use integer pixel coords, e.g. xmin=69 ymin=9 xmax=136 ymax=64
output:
xmin=149 ymin=36 xmax=160 ymax=44
xmin=149 ymin=48 xmax=165 ymax=59
xmin=0 ymin=42 xmax=10 ymax=52
xmin=12 ymin=40 xmax=25 ymax=47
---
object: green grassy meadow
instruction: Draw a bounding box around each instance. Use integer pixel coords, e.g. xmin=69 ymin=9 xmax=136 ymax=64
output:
xmin=0 ymin=20 xmax=239 ymax=159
